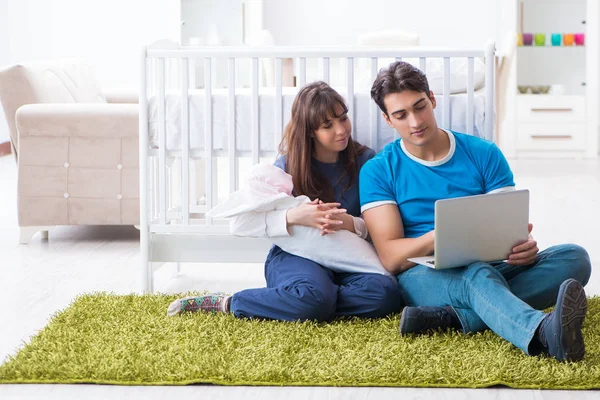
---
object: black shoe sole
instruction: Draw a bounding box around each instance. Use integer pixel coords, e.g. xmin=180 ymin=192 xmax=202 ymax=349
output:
xmin=559 ymin=280 xmax=587 ymax=362
xmin=399 ymin=307 xmax=450 ymax=336
xmin=399 ymin=309 xmax=410 ymax=336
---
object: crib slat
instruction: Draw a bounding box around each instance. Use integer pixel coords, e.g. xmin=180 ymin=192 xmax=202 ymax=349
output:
xmin=157 ymin=58 xmax=167 ymax=225
xmin=298 ymin=57 xmax=306 ymax=87
xmin=484 ymin=42 xmax=495 ymax=142
xmin=228 ymin=58 xmax=238 ymax=192
xmin=180 ymin=58 xmax=190 ymax=225
xmin=322 ymin=57 xmax=330 ymax=83
xmin=251 ymin=57 xmax=260 ymax=165
xmin=443 ymin=57 xmax=450 ymax=129
xmin=204 ymin=57 xmax=213 ymax=225
xmin=370 ymin=57 xmax=379 ymax=149
xmin=347 ymin=57 xmax=355 ymax=130
xmin=419 ymin=57 xmax=427 ymax=74
xmin=147 ymin=58 xmax=155 ymax=98
xmin=275 ymin=57 xmax=283 ymax=151
xmin=167 ymin=156 xmax=172 ymax=218
xmin=140 ymin=48 xmax=150 ymax=292
xmin=153 ymin=156 xmax=158 ymax=222
xmin=466 ymin=57 xmax=475 ymax=135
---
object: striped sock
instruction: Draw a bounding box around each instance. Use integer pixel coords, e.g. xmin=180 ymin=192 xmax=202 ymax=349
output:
xmin=167 ymin=293 xmax=231 ymax=317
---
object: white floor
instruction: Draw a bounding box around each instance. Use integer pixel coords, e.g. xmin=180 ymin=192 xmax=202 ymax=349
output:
xmin=0 ymin=154 xmax=599 ymax=399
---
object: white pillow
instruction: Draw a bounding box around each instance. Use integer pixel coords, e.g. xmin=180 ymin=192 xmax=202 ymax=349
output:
xmin=355 ymin=57 xmax=485 ymax=95
xmin=415 ymin=57 xmax=485 ymax=95
xmin=271 ymin=225 xmax=394 ymax=280
xmin=207 ymin=163 xmax=394 ymax=281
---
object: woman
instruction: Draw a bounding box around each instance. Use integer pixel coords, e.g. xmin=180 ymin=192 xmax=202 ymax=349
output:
xmin=168 ymin=81 xmax=404 ymax=321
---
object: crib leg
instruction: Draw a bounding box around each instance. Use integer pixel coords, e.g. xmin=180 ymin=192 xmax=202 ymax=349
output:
xmin=141 ymin=239 xmax=153 ymax=294
xmin=147 ymin=263 xmax=160 ymax=293
xmin=142 ymin=262 xmax=153 ymax=294
xmin=172 ymin=262 xmax=181 ymax=278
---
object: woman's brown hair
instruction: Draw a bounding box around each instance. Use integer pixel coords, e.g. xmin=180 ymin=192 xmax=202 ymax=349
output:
xmin=278 ymin=81 xmax=368 ymax=203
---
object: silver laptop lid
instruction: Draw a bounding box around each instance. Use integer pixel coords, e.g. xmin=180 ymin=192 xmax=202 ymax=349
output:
xmin=433 ymin=190 xmax=530 ymax=268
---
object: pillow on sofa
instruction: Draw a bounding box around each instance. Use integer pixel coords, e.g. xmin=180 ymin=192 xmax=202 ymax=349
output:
xmin=43 ymin=61 xmax=107 ymax=103
xmin=0 ymin=60 xmax=107 ymax=156
xmin=9 ymin=60 xmax=106 ymax=104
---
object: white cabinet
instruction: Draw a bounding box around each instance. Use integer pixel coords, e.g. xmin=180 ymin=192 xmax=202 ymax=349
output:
xmin=500 ymin=0 xmax=598 ymax=158
xmin=516 ymin=95 xmax=587 ymax=151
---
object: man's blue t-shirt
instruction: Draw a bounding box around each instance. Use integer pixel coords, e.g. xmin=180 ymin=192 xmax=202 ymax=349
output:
xmin=359 ymin=130 xmax=514 ymax=238
xmin=275 ymin=147 xmax=376 ymax=217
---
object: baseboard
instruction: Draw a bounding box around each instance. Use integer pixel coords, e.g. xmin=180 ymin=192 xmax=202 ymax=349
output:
xmin=0 ymin=141 xmax=11 ymax=157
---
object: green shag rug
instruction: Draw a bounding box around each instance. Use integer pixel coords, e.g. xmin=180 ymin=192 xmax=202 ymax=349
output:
xmin=1 ymin=293 xmax=600 ymax=389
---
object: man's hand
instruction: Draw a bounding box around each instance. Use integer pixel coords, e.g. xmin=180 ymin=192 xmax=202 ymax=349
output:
xmin=286 ymin=199 xmax=347 ymax=231
xmin=507 ymin=223 xmax=538 ymax=266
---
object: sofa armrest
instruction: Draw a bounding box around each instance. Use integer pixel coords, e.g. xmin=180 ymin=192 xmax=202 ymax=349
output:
xmin=16 ymin=103 xmax=139 ymax=138
xmin=102 ymin=89 xmax=139 ymax=104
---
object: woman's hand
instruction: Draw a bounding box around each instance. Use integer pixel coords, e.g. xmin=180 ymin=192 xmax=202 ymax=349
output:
xmin=320 ymin=212 xmax=354 ymax=235
xmin=317 ymin=200 xmax=354 ymax=235
xmin=286 ymin=199 xmax=347 ymax=231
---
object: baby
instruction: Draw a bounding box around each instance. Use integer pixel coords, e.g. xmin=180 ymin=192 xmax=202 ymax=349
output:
xmin=207 ymin=163 xmax=393 ymax=280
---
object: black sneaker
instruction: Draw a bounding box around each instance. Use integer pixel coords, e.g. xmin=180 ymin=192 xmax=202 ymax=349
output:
xmin=539 ymin=279 xmax=587 ymax=362
xmin=399 ymin=306 xmax=460 ymax=335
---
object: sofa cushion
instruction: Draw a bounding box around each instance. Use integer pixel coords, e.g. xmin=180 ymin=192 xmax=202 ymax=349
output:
xmin=0 ymin=60 xmax=107 ymax=155
xmin=45 ymin=63 xmax=107 ymax=103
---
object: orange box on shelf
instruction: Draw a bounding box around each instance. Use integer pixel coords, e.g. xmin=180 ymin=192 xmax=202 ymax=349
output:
xmin=563 ymin=33 xmax=575 ymax=46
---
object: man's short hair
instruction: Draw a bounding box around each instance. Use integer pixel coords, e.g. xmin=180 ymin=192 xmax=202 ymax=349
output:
xmin=370 ymin=61 xmax=430 ymax=115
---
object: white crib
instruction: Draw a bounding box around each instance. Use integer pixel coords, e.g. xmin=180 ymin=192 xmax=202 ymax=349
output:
xmin=139 ymin=40 xmax=496 ymax=293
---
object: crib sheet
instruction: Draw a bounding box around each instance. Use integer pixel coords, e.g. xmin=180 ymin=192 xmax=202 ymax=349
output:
xmin=148 ymin=87 xmax=486 ymax=153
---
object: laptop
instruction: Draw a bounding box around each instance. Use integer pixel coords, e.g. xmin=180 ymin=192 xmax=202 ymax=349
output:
xmin=407 ymin=189 xmax=530 ymax=269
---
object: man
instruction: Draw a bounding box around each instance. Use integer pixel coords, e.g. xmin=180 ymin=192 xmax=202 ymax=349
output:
xmin=360 ymin=61 xmax=591 ymax=361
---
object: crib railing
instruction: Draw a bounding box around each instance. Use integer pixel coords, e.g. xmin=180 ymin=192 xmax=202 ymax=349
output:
xmin=139 ymin=41 xmax=495 ymax=292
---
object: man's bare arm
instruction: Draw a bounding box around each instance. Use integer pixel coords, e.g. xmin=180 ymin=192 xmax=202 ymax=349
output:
xmin=363 ymin=204 xmax=434 ymax=274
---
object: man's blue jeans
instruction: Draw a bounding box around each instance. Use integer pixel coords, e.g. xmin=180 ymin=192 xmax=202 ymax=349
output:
xmin=397 ymin=244 xmax=591 ymax=353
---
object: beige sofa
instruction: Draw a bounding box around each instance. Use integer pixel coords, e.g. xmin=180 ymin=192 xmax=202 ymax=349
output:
xmin=0 ymin=61 xmax=140 ymax=243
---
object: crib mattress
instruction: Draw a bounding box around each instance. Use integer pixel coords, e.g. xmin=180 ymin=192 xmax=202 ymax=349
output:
xmin=148 ymin=87 xmax=486 ymax=153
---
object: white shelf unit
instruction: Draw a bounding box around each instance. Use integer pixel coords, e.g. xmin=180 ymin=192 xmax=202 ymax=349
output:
xmin=180 ymin=0 xmax=264 ymax=89
xmin=500 ymin=0 xmax=598 ymax=158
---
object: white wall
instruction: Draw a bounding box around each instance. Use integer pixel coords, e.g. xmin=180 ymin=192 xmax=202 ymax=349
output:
xmin=1 ymin=0 xmax=503 ymax=98
xmin=6 ymin=1 xmax=55 ymax=63
xmin=0 ymin=0 xmax=11 ymax=143
xmin=3 ymin=0 xmax=180 ymax=89
xmin=263 ymin=0 xmax=500 ymax=48
xmin=181 ymin=0 xmax=244 ymax=46
xmin=0 ymin=0 xmax=501 ymax=145
xmin=0 ymin=0 xmax=180 ymax=145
